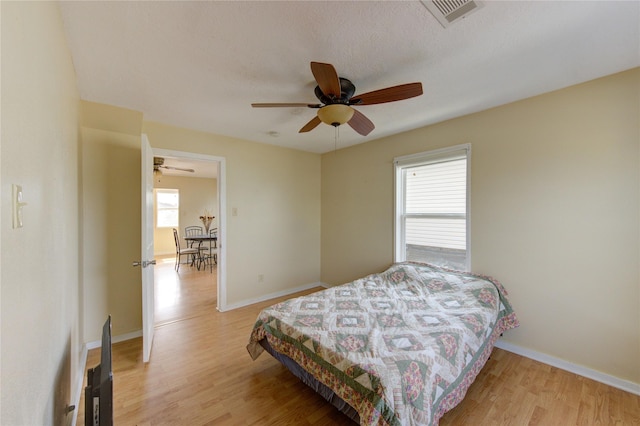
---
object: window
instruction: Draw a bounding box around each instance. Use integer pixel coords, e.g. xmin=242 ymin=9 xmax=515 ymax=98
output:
xmin=155 ymin=189 xmax=179 ymax=228
xmin=394 ymin=144 xmax=470 ymax=270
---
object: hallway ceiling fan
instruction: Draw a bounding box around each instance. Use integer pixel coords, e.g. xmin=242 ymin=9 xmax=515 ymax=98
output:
xmin=252 ymin=62 xmax=423 ymax=136
xmin=153 ymin=157 xmax=195 ymax=175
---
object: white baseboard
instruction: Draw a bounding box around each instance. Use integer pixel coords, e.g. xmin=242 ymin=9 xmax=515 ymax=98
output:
xmin=494 ymin=340 xmax=640 ymax=396
xmin=85 ymin=329 xmax=143 ymax=350
xmin=220 ymin=281 xmax=326 ymax=312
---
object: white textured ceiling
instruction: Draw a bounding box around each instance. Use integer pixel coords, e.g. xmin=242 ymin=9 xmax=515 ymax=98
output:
xmin=59 ymin=1 xmax=640 ymax=154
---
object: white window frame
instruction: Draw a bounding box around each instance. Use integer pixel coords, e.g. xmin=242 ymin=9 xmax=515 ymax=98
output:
xmin=394 ymin=143 xmax=471 ymax=270
xmin=155 ymin=188 xmax=180 ymax=228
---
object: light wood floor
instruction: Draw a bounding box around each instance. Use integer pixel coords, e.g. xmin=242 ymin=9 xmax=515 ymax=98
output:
xmin=76 ymin=259 xmax=640 ymax=425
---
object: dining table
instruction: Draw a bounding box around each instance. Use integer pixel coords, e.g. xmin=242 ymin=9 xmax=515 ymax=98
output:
xmin=184 ymin=233 xmax=217 ymax=271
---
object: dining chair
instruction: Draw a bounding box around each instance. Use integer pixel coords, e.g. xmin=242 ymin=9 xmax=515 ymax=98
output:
xmin=185 ymin=225 xmax=209 ymax=260
xmin=173 ymin=228 xmax=199 ymax=272
xmin=184 ymin=226 xmax=203 ymax=247
xmin=201 ymin=228 xmax=218 ymax=272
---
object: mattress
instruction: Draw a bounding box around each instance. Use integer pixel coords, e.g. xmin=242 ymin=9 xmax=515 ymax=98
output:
xmin=248 ymin=262 xmax=519 ymax=425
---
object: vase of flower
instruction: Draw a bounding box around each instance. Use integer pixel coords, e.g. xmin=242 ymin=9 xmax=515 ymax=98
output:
xmin=199 ymin=210 xmax=214 ymax=233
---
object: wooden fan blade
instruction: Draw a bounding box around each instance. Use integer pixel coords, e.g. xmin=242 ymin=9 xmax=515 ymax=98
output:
xmin=350 ymin=82 xmax=423 ymax=106
xmin=348 ymin=109 xmax=375 ymax=136
xmin=161 ymin=165 xmax=195 ymax=173
xmin=310 ymin=62 xmax=341 ymax=98
xmin=299 ymin=116 xmax=322 ymax=133
xmin=252 ymin=103 xmax=320 ymax=108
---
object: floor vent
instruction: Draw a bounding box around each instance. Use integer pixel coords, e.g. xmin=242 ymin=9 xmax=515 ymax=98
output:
xmin=420 ymin=0 xmax=483 ymax=28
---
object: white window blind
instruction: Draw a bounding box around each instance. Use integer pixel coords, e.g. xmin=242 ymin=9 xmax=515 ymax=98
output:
xmin=394 ymin=145 xmax=470 ymax=270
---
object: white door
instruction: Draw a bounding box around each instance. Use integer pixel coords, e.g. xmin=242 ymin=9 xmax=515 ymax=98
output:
xmin=141 ymin=134 xmax=155 ymax=362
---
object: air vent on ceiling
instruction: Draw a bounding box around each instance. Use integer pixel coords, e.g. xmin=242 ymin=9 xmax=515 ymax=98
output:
xmin=420 ymin=0 xmax=483 ymax=28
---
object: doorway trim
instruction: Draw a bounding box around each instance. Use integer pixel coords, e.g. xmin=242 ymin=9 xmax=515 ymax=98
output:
xmin=152 ymin=148 xmax=227 ymax=311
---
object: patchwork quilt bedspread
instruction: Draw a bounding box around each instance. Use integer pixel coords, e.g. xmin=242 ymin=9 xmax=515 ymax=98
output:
xmin=247 ymin=262 xmax=519 ymax=425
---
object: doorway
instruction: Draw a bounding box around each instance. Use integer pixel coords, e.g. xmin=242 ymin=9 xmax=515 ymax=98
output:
xmin=149 ymin=148 xmax=226 ymax=322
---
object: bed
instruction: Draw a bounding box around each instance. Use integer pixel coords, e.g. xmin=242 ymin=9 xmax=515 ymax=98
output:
xmin=247 ymin=262 xmax=519 ymax=425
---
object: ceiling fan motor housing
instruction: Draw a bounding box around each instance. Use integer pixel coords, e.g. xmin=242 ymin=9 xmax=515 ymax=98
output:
xmin=314 ymin=77 xmax=356 ymax=104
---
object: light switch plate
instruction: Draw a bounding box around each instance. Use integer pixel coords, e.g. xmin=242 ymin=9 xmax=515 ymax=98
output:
xmin=12 ymin=184 xmax=26 ymax=229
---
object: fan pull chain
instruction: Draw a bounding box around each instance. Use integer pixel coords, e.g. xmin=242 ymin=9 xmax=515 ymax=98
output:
xmin=334 ymin=126 xmax=339 ymax=153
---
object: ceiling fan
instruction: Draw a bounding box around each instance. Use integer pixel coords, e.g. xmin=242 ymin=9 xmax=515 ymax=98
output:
xmin=153 ymin=157 xmax=194 ymax=175
xmin=252 ymin=62 xmax=423 ymax=136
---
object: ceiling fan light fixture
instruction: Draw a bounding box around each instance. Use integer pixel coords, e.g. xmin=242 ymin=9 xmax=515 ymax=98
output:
xmin=253 ymin=62 xmax=420 ymax=136
xmin=317 ymin=104 xmax=354 ymax=127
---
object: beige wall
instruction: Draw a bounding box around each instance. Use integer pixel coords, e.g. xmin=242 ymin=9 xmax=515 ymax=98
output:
xmin=80 ymin=126 xmax=142 ymax=340
xmin=1 ymin=2 xmax=81 ymax=424
xmin=154 ymin=175 xmax=218 ymax=256
xmin=79 ymin=106 xmax=320 ymax=330
xmin=143 ymin=122 xmax=322 ymax=305
xmin=321 ymin=68 xmax=640 ymax=384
